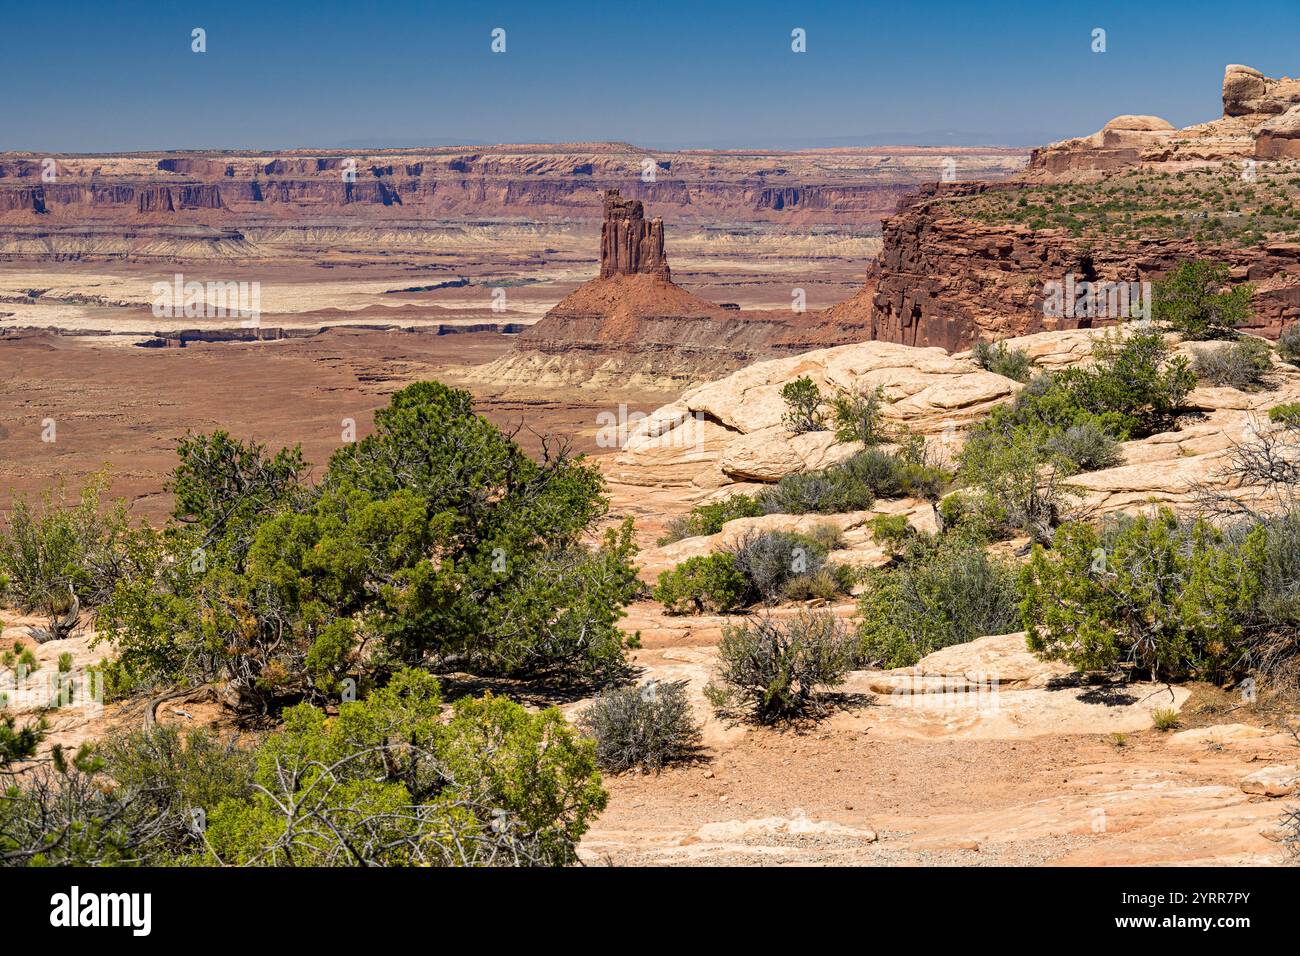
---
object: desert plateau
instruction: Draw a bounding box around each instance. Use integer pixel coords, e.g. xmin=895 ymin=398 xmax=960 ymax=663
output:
xmin=2 ymin=3 xmax=1299 ymax=935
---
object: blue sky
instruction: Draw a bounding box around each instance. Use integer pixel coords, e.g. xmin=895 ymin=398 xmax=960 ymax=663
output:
xmin=2 ymin=0 xmax=1298 ymax=152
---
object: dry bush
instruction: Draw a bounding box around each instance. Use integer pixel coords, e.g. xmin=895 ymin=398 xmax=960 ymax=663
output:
xmin=577 ymin=680 xmax=702 ymax=772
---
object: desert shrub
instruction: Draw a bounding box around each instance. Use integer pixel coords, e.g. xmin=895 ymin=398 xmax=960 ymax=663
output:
xmin=0 ymin=475 xmax=151 ymax=637
xmin=971 ymin=340 xmax=1035 ymax=383
xmin=758 ymin=470 xmax=868 ymax=516
xmin=1020 ymin=510 xmax=1265 ymax=681
xmin=656 ymin=494 xmax=763 ymax=545
xmin=1153 ymin=260 xmax=1253 ymax=340
xmin=1054 ymin=330 xmax=1194 ymax=438
xmin=856 ymin=533 xmax=1021 ymax=667
xmin=97 ymin=725 xmax=254 ymax=857
xmin=804 ymin=521 xmax=846 ymax=552
xmin=758 ymin=448 xmax=949 ymax=517
xmin=705 ymin=612 xmax=854 ymax=723
xmin=782 ymin=563 xmax=858 ymax=602
xmin=3 ymin=672 xmax=606 ymax=868
xmin=895 ymin=459 xmax=953 ymax=505
xmin=1278 ymin=323 xmax=1300 ymax=365
xmin=959 ymin=332 xmax=1192 ymax=543
xmin=936 ymin=491 xmax=982 ymax=535
xmin=657 ymin=531 xmax=852 ymax=613
xmin=0 ymin=723 xmax=253 ymax=867
xmin=870 ymin=513 xmax=913 ymax=555
xmin=194 ymin=669 xmax=606 ymax=866
xmin=1227 ymin=510 xmax=1300 ymax=674
xmin=653 ymin=552 xmax=750 ymax=615
xmin=0 ymin=747 xmax=158 ymax=866
xmin=577 ymin=680 xmax=702 ymax=772
xmin=0 ymin=713 xmax=43 ymax=769
xmin=958 ymin=421 xmax=1083 ymax=545
xmin=840 ymin=447 xmax=910 ymax=498
xmin=727 ymin=530 xmax=829 ymax=603
xmin=1042 ymin=421 xmax=1124 ymax=472
xmin=781 ymin=376 xmax=826 ymax=434
xmin=1269 ymin=401 xmax=1300 ymax=429
xmin=98 ymin=381 xmax=641 ymax=710
xmin=968 ymin=331 xmax=1190 ymax=445
xmin=1192 ymin=337 xmax=1273 ymax=390
xmin=831 ymin=385 xmax=890 ymax=445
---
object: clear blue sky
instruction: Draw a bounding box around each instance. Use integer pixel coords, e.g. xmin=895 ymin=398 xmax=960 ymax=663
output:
xmin=2 ymin=0 xmax=1297 ymax=152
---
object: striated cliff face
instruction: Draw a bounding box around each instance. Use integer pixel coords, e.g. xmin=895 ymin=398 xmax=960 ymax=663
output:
xmin=0 ymin=142 xmax=1025 ymax=261
xmin=865 ymin=186 xmax=1300 ymax=350
xmin=0 ymin=143 xmax=1025 ymax=221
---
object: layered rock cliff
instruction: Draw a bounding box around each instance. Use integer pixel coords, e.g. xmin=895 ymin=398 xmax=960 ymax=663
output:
xmin=0 ymin=143 xmax=1026 ymax=261
xmin=861 ymin=65 xmax=1300 ymax=351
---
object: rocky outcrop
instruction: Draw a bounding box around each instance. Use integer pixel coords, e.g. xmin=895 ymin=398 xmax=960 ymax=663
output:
xmin=1223 ymin=64 xmax=1300 ymax=119
xmin=1028 ymin=115 xmax=1176 ymax=175
xmin=1256 ymin=105 xmax=1300 ymax=159
xmin=859 ymin=66 xmax=1300 ymax=351
xmin=612 ymin=323 xmax=1300 ymax=534
xmin=470 ymin=272 xmax=797 ymax=391
xmin=1029 ymin=65 xmax=1300 ymax=176
xmin=610 ymin=340 xmax=1020 ymax=490
xmin=864 ymin=186 xmax=1300 ymax=350
xmin=468 ymin=188 xmax=888 ymax=392
xmin=599 ymin=190 xmax=669 ymax=279
xmin=969 ymin=328 xmax=1300 ymax=521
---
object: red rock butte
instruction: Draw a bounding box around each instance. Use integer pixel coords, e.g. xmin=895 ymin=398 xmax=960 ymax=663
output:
xmin=599 ymin=189 xmax=670 ymax=280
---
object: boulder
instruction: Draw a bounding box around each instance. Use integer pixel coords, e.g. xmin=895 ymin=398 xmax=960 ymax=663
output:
xmin=1224 ymin=63 xmax=1300 ymax=118
xmin=1224 ymin=64 xmax=1268 ymax=116
xmin=718 ymin=427 xmax=856 ymax=482
xmin=1256 ymin=104 xmax=1300 ymax=159
xmin=1239 ymin=764 xmax=1300 ymax=798
xmin=1103 ymin=115 xmax=1176 ymax=132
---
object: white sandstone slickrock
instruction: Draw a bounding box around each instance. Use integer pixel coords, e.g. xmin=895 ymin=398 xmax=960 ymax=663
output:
xmin=611 ymin=340 xmax=1021 ymax=490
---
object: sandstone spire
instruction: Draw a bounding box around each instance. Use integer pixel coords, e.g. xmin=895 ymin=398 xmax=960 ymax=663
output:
xmin=599 ymin=189 xmax=670 ymax=280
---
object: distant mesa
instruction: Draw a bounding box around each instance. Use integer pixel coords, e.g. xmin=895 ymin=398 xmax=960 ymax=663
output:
xmin=0 ymin=143 xmax=1028 ymax=263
